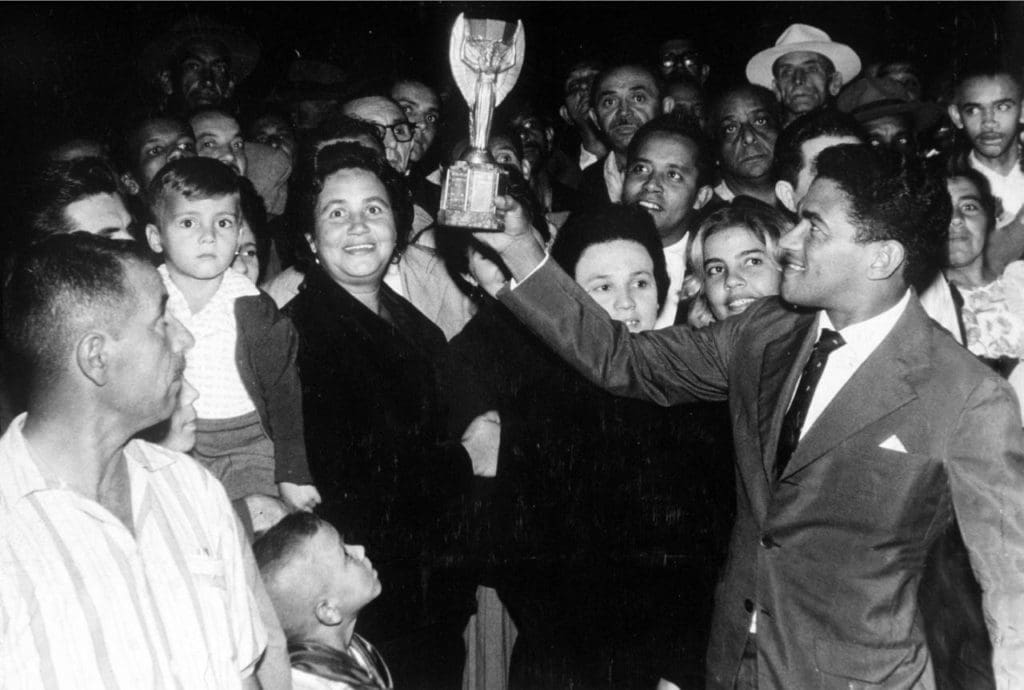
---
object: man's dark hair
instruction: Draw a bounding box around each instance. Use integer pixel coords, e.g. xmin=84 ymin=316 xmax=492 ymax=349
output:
xmin=298 ymin=115 xmax=385 ymax=172
xmin=253 ymin=511 xmax=323 ymax=576
xmin=550 ymin=205 xmax=670 ymax=308
xmin=627 ymin=114 xmax=715 ymax=189
xmin=4 ymin=234 xmax=148 ymax=394
xmin=814 ymin=144 xmax=951 ymax=290
xmin=589 ymin=62 xmax=662 ymax=111
xmin=773 ymin=110 xmax=865 ymax=186
xmin=146 ymin=156 xmax=241 ymax=213
xmin=707 ymin=84 xmax=781 ymax=140
xmin=953 ymin=60 xmax=1024 ymax=100
xmin=293 ymin=142 xmax=413 ymax=255
xmin=26 ymin=157 xmax=124 ymax=247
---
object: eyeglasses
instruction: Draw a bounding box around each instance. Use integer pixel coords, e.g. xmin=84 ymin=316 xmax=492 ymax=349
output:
xmin=368 ymin=121 xmax=414 ymax=143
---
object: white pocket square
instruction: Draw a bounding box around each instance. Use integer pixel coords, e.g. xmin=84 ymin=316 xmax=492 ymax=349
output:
xmin=879 ymin=435 xmax=907 ymax=453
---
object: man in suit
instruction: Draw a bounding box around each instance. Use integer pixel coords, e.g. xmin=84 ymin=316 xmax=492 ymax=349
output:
xmin=473 ymin=144 xmax=1024 ymax=688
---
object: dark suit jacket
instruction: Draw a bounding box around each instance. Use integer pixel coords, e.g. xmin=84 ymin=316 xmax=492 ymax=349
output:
xmin=499 ymin=260 xmax=1024 ymax=689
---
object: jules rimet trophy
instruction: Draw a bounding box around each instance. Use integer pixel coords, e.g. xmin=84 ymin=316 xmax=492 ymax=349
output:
xmin=438 ymin=13 xmax=525 ymax=231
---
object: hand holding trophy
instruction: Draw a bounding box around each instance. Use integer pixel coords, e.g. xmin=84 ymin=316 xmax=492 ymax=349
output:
xmin=438 ymin=13 xmax=525 ymax=231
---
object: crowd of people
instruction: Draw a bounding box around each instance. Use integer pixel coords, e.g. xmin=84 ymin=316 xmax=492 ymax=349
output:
xmin=3 ymin=9 xmax=1024 ymax=690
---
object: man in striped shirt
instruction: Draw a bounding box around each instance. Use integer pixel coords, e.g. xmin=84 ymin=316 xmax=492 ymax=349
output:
xmin=0 ymin=234 xmax=267 ymax=688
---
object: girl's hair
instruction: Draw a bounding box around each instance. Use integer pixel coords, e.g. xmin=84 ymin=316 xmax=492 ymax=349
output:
xmin=683 ymin=196 xmax=792 ymax=298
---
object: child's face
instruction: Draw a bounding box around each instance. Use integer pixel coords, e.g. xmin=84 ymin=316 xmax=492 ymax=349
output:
xmin=133 ymin=119 xmax=196 ymax=187
xmin=702 ymin=225 xmax=781 ymax=321
xmin=191 ymin=111 xmax=247 ymax=176
xmin=146 ymin=191 xmax=241 ymax=282
xmin=313 ymin=523 xmax=381 ymax=617
xmin=161 ymin=379 xmax=199 ymax=453
xmin=231 ymin=223 xmax=260 ymax=284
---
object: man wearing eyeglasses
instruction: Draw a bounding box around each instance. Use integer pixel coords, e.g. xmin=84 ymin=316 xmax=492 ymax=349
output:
xmin=658 ymin=37 xmax=710 ymax=87
xmin=341 ymin=95 xmax=416 ymax=174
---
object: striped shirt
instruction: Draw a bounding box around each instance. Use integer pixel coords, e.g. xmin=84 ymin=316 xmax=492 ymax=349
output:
xmin=0 ymin=414 xmax=266 ymax=689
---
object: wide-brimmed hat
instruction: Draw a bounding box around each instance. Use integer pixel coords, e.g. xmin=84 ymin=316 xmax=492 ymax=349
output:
xmin=139 ymin=15 xmax=261 ymax=85
xmin=837 ymin=77 xmax=944 ymax=132
xmin=746 ymin=23 xmax=861 ymax=90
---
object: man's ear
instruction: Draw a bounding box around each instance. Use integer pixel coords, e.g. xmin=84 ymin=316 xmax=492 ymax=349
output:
xmin=693 ymin=185 xmax=714 ymax=210
xmin=120 ymin=173 xmax=141 ymax=197
xmin=775 ymin=180 xmax=797 ymax=213
xmin=827 ymin=72 xmax=844 ymax=97
xmin=521 ymin=158 xmax=532 ymax=180
xmin=225 ymin=77 xmax=237 ymax=100
xmin=76 ymin=332 xmax=110 ymax=387
xmin=662 ymin=96 xmax=676 ymax=115
xmin=157 ymin=69 xmax=174 ymax=97
xmin=699 ymin=65 xmax=711 ymax=86
xmin=558 ymin=105 xmax=572 ymax=125
xmin=543 ymin=126 xmax=555 ymax=148
xmin=947 ymin=104 xmax=965 ymax=130
xmin=314 ymin=600 xmax=343 ymax=627
xmin=587 ymin=108 xmax=600 ymax=129
xmin=867 ymin=240 xmax=906 ymax=280
xmin=145 ymin=224 xmax=164 ymax=254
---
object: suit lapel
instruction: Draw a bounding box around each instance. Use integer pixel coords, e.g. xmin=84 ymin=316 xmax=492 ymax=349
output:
xmin=758 ymin=317 xmax=817 ymax=481
xmin=778 ymin=299 xmax=929 ymax=481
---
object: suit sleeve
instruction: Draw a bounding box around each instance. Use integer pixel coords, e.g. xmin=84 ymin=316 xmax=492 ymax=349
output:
xmin=946 ymin=374 xmax=1024 ymax=689
xmin=498 ymin=258 xmax=743 ymax=406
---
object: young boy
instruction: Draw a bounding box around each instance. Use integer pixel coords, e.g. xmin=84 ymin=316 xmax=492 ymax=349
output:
xmin=949 ymin=65 xmax=1024 ymax=234
xmin=254 ymin=513 xmax=391 ymax=690
xmin=145 ymin=157 xmax=319 ymax=533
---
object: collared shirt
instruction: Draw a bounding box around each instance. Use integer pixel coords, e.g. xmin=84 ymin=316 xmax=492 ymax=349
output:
xmin=801 ymin=290 xmax=912 ymax=436
xmin=579 ymin=144 xmax=599 ymax=172
xmin=602 ymin=152 xmax=625 ymax=203
xmin=918 ymin=272 xmax=964 ymax=345
xmin=969 ymin=149 xmax=1024 ymax=228
xmin=160 ymin=266 xmax=260 ymax=420
xmin=0 ymin=415 xmax=266 ymax=689
xmin=655 ymin=233 xmax=690 ymax=329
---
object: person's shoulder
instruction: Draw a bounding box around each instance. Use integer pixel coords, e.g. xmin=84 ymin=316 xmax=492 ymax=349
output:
xmin=291 ymin=667 xmax=352 ymax=690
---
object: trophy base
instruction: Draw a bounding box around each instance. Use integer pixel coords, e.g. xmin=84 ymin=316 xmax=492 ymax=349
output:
xmin=438 ymin=161 xmax=508 ymax=231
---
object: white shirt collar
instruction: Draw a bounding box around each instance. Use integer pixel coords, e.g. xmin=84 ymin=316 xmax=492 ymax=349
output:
xmin=817 ymin=289 xmax=911 ymax=360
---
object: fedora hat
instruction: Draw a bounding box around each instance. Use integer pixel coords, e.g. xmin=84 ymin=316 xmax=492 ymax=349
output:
xmin=746 ymin=23 xmax=861 ymax=90
xmin=139 ymin=15 xmax=260 ymax=86
xmin=837 ymin=76 xmax=944 ymax=132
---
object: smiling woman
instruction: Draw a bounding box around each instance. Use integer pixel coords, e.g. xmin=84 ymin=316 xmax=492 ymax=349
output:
xmin=282 ymin=143 xmax=474 ymax=687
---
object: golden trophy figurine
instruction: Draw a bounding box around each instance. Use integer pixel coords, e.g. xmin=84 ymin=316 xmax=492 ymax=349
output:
xmin=438 ymin=13 xmax=525 ymax=231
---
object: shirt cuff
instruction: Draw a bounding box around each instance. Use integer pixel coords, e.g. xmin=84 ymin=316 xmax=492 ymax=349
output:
xmin=508 ymin=253 xmax=549 ymax=291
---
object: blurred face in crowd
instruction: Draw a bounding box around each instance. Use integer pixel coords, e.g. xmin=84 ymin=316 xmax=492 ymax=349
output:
xmin=863 ymin=114 xmax=915 ymax=158
xmin=879 ymin=61 xmax=922 ymax=101
xmin=232 ymin=222 xmax=260 ymax=284
xmin=64 ymin=192 xmax=134 ymax=240
xmin=591 ymin=66 xmax=661 ymax=155
xmin=308 ymin=167 xmax=397 ymax=292
xmin=342 ymin=97 xmax=414 ymax=173
xmin=701 ymin=225 xmax=781 ymax=320
xmin=510 ymin=112 xmax=553 ymax=169
xmin=664 ymin=80 xmax=706 ymax=128
xmin=131 ymin=118 xmax=196 ymax=188
xmin=48 ymin=139 xmax=108 ymax=163
xmin=772 ymin=51 xmax=842 ymax=118
xmin=658 ymin=38 xmax=708 ymax=84
xmin=622 ymin=131 xmax=710 ymax=245
xmin=714 ymin=88 xmax=779 ymax=182
xmin=249 ymin=112 xmax=297 ymax=164
xmin=191 ymin=111 xmax=247 ymax=176
xmin=946 ymin=175 xmax=990 ymax=270
xmin=574 ymin=239 xmax=660 ymax=333
xmin=175 ymin=39 xmax=235 ymax=111
xmin=391 ymin=80 xmax=440 ymax=163
xmin=488 ymin=134 xmax=524 ymax=171
xmin=949 ymin=74 xmax=1023 ymax=162
xmin=562 ymin=63 xmax=600 ymax=127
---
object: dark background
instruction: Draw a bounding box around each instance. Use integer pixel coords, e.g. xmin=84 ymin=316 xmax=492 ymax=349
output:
xmin=2 ymin=2 xmax=1023 ymax=210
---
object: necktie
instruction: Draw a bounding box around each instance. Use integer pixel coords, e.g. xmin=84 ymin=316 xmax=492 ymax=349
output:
xmin=775 ymin=328 xmax=845 ymax=479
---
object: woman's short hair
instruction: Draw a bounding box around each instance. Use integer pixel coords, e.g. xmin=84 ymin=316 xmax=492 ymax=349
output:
xmin=549 ymin=205 xmax=670 ymax=307
xmin=293 ymin=142 xmax=413 ymax=258
xmin=683 ymin=196 xmax=792 ymax=298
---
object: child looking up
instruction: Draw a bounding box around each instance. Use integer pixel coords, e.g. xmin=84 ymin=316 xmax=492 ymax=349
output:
xmin=145 ymin=157 xmax=319 ymax=533
xmin=254 ymin=513 xmax=391 ymax=690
